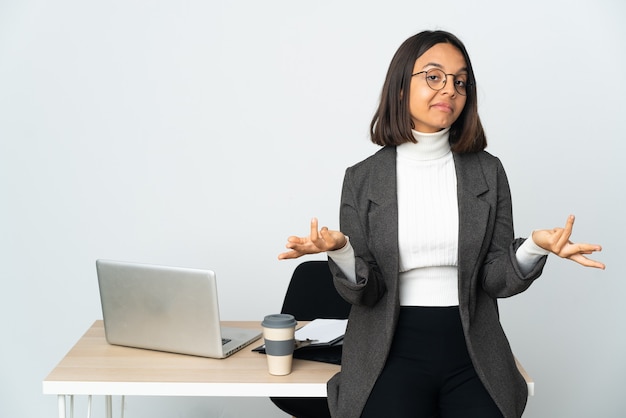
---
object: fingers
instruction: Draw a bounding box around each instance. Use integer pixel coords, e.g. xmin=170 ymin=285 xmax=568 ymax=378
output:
xmin=285 ymin=236 xmax=305 ymax=246
xmin=310 ymin=217 xmax=320 ymax=241
xmin=573 ymin=242 xmax=603 ymax=254
xmin=278 ymin=239 xmax=316 ymax=259
xmin=319 ymin=227 xmax=336 ymax=249
xmin=555 ymin=215 xmax=575 ymax=251
xmin=310 ymin=218 xmax=336 ymax=249
xmin=278 ymin=238 xmax=304 ymax=259
xmin=568 ymin=253 xmax=606 ymax=270
xmin=277 ymin=251 xmax=297 ymax=260
xmin=558 ymin=234 xmax=605 ymax=269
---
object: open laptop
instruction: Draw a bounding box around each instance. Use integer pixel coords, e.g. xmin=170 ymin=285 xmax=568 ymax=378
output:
xmin=96 ymin=259 xmax=261 ymax=358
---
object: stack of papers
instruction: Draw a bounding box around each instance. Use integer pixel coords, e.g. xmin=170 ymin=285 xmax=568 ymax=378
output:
xmin=295 ymin=318 xmax=348 ymax=347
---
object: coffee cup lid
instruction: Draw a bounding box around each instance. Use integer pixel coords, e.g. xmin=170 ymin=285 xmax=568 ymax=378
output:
xmin=262 ymin=313 xmax=297 ymax=328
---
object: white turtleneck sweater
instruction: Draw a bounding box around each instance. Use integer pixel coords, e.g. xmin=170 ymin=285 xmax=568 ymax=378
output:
xmin=328 ymin=128 xmax=549 ymax=307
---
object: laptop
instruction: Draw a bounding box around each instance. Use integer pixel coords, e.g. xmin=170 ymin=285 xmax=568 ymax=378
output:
xmin=96 ymin=259 xmax=261 ymax=358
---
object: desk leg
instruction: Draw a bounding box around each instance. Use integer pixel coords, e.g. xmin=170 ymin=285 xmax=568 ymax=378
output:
xmin=57 ymin=395 xmax=65 ymax=418
xmin=105 ymin=395 xmax=112 ymax=418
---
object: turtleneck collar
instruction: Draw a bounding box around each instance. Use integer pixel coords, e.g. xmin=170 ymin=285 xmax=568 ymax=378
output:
xmin=397 ymin=127 xmax=451 ymax=161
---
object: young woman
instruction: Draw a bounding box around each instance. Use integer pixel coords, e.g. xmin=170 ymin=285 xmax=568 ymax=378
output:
xmin=278 ymin=30 xmax=604 ymax=418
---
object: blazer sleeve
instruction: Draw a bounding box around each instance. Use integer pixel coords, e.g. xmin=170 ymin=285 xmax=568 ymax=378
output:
xmin=480 ymin=156 xmax=547 ymax=298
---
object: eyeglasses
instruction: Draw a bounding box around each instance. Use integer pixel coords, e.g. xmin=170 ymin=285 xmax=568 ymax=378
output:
xmin=411 ymin=68 xmax=470 ymax=96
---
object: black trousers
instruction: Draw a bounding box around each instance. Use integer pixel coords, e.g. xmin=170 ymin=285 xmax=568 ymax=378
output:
xmin=361 ymin=306 xmax=504 ymax=418
xmin=270 ymin=397 xmax=330 ymax=418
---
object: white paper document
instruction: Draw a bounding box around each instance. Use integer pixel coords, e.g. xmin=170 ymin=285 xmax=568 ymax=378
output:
xmin=295 ymin=318 xmax=348 ymax=345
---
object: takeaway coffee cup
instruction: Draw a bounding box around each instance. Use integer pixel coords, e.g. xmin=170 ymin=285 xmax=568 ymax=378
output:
xmin=261 ymin=313 xmax=297 ymax=375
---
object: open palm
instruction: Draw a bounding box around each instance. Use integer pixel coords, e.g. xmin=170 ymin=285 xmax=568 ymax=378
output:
xmin=278 ymin=218 xmax=347 ymax=260
xmin=532 ymin=215 xmax=605 ymax=269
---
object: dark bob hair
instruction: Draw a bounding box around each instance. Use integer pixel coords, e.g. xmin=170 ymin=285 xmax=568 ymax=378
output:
xmin=370 ymin=30 xmax=486 ymax=153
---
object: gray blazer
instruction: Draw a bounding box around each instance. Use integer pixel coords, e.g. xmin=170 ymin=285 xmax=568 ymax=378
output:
xmin=326 ymin=146 xmax=547 ymax=418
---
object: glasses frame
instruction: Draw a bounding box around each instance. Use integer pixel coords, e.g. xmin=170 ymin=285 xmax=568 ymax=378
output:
xmin=411 ymin=68 xmax=471 ymax=96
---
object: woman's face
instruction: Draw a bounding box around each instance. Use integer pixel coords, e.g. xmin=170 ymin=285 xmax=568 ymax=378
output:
xmin=408 ymin=43 xmax=468 ymax=133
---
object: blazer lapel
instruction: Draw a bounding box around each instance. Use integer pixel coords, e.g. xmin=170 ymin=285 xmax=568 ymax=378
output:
xmin=365 ymin=147 xmax=400 ymax=278
xmin=454 ymin=153 xmax=490 ymax=315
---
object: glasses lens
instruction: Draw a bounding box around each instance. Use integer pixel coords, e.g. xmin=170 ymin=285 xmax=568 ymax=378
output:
xmin=453 ymin=74 xmax=468 ymax=96
xmin=425 ymin=69 xmax=446 ymax=91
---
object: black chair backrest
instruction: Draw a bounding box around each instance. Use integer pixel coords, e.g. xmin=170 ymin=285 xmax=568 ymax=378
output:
xmin=280 ymin=261 xmax=351 ymax=321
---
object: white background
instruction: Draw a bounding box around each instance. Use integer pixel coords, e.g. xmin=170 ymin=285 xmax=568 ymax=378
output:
xmin=1 ymin=1 xmax=624 ymax=417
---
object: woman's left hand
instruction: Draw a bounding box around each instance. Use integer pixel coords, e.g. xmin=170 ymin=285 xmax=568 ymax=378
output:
xmin=532 ymin=215 xmax=605 ymax=269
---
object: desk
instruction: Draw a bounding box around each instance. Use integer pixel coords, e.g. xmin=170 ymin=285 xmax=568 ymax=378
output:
xmin=44 ymin=320 xmax=534 ymax=418
xmin=43 ymin=320 xmax=339 ymax=418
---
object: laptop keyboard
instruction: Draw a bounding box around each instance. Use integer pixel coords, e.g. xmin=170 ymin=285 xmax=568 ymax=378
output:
xmin=221 ymin=338 xmax=231 ymax=345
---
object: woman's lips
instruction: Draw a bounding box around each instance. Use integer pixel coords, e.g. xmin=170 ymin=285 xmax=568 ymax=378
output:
xmin=431 ymin=102 xmax=453 ymax=112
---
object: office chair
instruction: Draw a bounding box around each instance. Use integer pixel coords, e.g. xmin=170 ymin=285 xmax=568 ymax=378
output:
xmin=270 ymin=260 xmax=351 ymax=418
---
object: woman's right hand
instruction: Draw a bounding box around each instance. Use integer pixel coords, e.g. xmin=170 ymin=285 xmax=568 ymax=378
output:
xmin=277 ymin=218 xmax=347 ymax=260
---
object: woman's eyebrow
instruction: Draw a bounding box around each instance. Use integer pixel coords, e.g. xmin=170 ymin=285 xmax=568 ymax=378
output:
xmin=421 ymin=62 xmax=469 ymax=73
